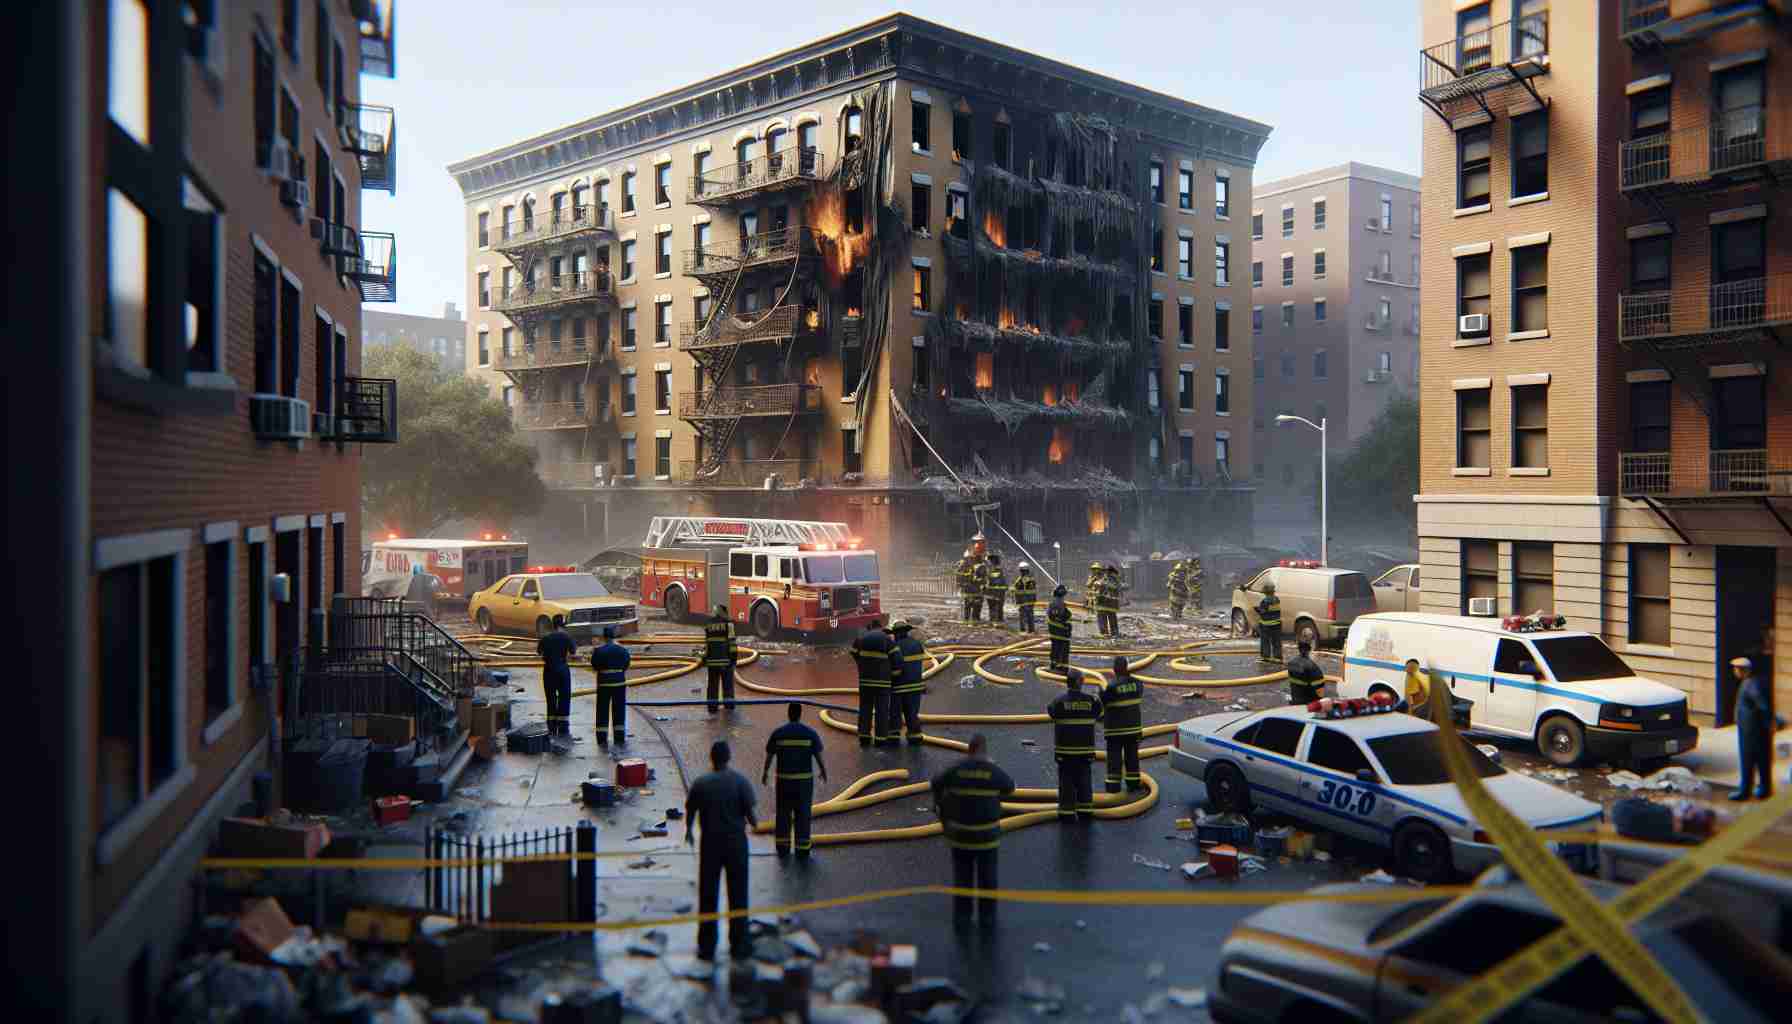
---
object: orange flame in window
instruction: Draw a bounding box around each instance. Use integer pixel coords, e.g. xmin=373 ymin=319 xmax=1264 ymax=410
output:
xmin=1042 ymin=384 xmax=1058 ymax=406
xmin=1086 ymin=501 xmax=1108 ymax=534
xmin=984 ymin=210 xmax=1006 ymax=248
xmin=974 ymin=353 xmax=994 ymax=390
xmin=1049 ymin=427 xmax=1072 ymax=464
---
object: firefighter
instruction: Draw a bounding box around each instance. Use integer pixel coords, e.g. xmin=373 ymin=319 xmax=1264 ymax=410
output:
xmin=931 ymin=733 xmax=1016 ymax=931
xmin=850 ymin=621 xmax=895 ymax=747
xmin=1285 ymin=638 xmax=1327 ymax=705
xmin=762 ymin=703 xmax=827 ymax=859
xmin=1166 ymin=561 xmax=1190 ymax=621
xmin=891 ymin=620 xmax=928 ymax=745
xmin=1188 ymin=555 xmax=1204 ymax=611
xmin=537 ymin=615 xmax=577 ymax=738
xmin=590 ymin=625 xmax=631 ymax=745
xmin=1102 ymin=655 xmax=1144 ymax=793
xmin=704 ymin=604 xmax=739 ymax=713
xmin=984 ymin=553 xmax=1009 ymax=624
xmin=1084 ymin=561 xmax=1104 ymax=606
xmin=1048 ymin=668 xmax=1103 ymax=822
xmin=1012 ymin=562 xmax=1038 ymax=633
xmin=955 ymin=549 xmax=979 ymax=622
xmin=685 ymin=741 xmax=757 ymax=962
xmin=1256 ymin=581 xmax=1283 ymax=664
xmin=1096 ymin=565 xmax=1123 ymax=638
xmin=968 ymin=556 xmax=989 ymax=623
xmin=1046 ymin=584 xmax=1073 ymax=672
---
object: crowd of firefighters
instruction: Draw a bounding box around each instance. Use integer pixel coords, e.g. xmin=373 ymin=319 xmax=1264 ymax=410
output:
xmin=952 ymin=545 xmax=1206 ymax=638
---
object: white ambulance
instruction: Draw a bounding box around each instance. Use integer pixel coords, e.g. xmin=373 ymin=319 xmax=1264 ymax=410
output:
xmin=1334 ymin=612 xmax=1697 ymax=768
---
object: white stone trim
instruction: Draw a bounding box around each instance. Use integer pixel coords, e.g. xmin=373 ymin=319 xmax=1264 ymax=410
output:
xmin=1507 ymin=329 xmax=1551 ymax=343
xmin=732 ymin=126 xmax=757 ymax=145
xmin=912 ymin=335 xmax=926 ymax=348
xmin=1177 ymin=227 xmax=1194 ymax=238
xmin=1626 ymin=369 xmax=1670 ymax=383
xmin=1710 ymin=204 xmax=1766 ymax=225
xmin=691 ymin=212 xmax=711 ymax=225
xmin=307 ymin=513 xmax=325 ymax=527
xmin=95 ymin=528 xmax=191 ymax=570
xmin=1507 ymin=231 xmax=1551 ymax=249
xmin=620 ymin=229 xmax=638 ymax=242
xmin=1711 ymin=49 xmax=1767 ymax=72
xmin=794 ymin=110 xmax=822 ymax=127
xmin=946 ymin=181 xmax=968 ymax=193
xmin=244 ymin=525 xmax=270 ymax=543
xmin=690 ymin=140 xmax=712 ymax=155
xmin=1507 ymin=372 xmax=1551 ymax=386
xmin=1452 ymin=377 xmax=1491 ymax=390
xmin=1215 ymin=233 xmax=1230 ymax=244
xmin=654 ymin=428 xmax=673 ymax=439
xmin=1215 ymin=168 xmax=1230 ymax=180
xmin=1179 ymin=158 xmax=1194 ymax=171
xmin=911 ymin=172 xmax=932 ymax=186
xmin=654 ymin=223 xmax=672 ymax=234
xmin=1215 ymin=429 xmax=1231 ymax=439
xmin=1179 ymin=295 xmax=1195 ymax=307
xmin=1452 ymin=241 xmax=1492 ymax=257
xmin=274 ymin=514 xmax=305 ymax=532
xmin=620 ymin=299 xmax=637 ymax=309
xmin=1215 ymin=300 xmax=1231 ymax=311
xmin=332 ymin=512 xmax=346 ymax=524
xmin=1508 ymin=96 xmax=1543 ymax=117
xmin=1216 ymin=366 xmax=1231 ymax=376
xmin=1509 ymin=467 xmax=1551 ymax=477
xmin=692 ymin=286 xmax=710 ymax=298
xmin=1626 ymin=222 xmax=1673 ymax=239
xmin=653 ymin=151 xmax=672 ymax=166
xmin=1626 ymin=73 xmax=1671 ymax=95
xmin=621 ymin=365 xmax=637 ymax=376
xmin=202 ymin=521 xmax=238 ymax=544
xmin=653 ymin=361 xmax=672 ymax=371
xmin=1452 ymin=467 xmax=1492 ymax=477
xmin=1709 ymin=362 xmax=1766 ymax=379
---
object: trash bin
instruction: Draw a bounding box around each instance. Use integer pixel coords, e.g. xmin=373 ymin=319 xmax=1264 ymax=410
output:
xmin=309 ymin=738 xmax=372 ymax=812
xmin=282 ymin=737 xmax=331 ymax=813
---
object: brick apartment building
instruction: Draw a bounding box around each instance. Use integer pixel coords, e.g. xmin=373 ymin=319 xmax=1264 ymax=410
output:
xmin=1416 ymin=0 xmax=1790 ymax=720
xmin=449 ymin=14 xmax=1269 ymax=566
xmin=1250 ymin=163 xmax=1422 ymax=547
xmin=366 ymin=301 xmax=468 ymax=375
xmin=29 ymin=2 xmax=399 ymax=1017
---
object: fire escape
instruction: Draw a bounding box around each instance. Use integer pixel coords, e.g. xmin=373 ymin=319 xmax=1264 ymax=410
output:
xmin=682 ymin=148 xmax=830 ymax=477
xmin=1416 ymin=9 xmax=1550 ymax=128
xmin=491 ymin=203 xmax=618 ymax=476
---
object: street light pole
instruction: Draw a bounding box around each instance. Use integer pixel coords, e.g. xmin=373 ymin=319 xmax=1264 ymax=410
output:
xmin=1276 ymin=414 xmax=1329 ymax=567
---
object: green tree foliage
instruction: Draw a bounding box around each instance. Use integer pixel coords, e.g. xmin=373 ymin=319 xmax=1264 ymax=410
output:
xmin=361 ymin=346 xmax=546 ymax=536
xmin=1327 ymin=393 xmax=1419 ymax=529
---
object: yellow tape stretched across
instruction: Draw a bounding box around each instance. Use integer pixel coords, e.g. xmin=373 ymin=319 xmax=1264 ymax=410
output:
xmin=1410 ymin=673 xmax=1700 ymax=1024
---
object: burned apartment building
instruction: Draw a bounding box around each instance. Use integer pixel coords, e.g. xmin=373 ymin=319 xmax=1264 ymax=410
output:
xmin=450 ymin=14 xmax=1269 ymax=564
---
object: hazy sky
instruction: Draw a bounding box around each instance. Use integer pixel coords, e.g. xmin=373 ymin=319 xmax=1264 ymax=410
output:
xmin=360 ymin=1 xmax=1419 ymax=319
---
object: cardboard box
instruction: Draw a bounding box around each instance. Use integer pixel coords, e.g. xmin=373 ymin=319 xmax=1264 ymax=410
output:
xmin=234 ymin=897 xmax=296 ymax=962
xmin=412 ymin=925 xmax=493 ymax=990
xmin=358 ymin=713 xmax=417 ymax=746
xmin=470 ymin=701 xmax=509 ymax=738
xmin=345 ymin=907 xmax=417 ymax=944
xmin=218 ymin=817 xmax=332 ymax=860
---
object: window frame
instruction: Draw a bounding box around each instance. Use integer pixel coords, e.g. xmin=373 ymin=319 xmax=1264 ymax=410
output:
xmin=1514 ymin=542 xmax=1554 ymax=613
xmin=1215 ymin=306 xmax=1230 ymax=351
xmin=1462 ymin=539 xmax=1498 ymax=615
xmin=1215 ymin=371 xmax=1231 ymax=415
xmin=1458 ymin=124 xmax=1493 ymax=208
xmin=1177 ymin=369 xmax=1195 ymax=412
xmin=1629 ymin=544 xmax=1672 ymax=646
xmin=1511 ymin=382 xmax=1549 ymax=468
xmin=1178 ymin=168 xmax=1194 ymax=210
xmin=1282 ymin=254 xmax=1294 ymax=287
xmin=1314 ymin=198 xmax=1326 ymax=230
xmin=1149 ymin=161 xmax=1165 ymax=204
xmin=1457 ymin=387 xmax=1492 ymax=469
xmin=1281 ymin=207 xmax=1294 ymax=238
xmin=1511 ymin=110 xmax=1549 ymax=198
xmin=1214 ymin=175 xmax=1230 ymax=218
xmin=1251 ymin=212 xmax=1263 ymax=240
xmin=1512 ymin=244 xmax=1549 ymax=333
xmin=1458 ymin=252 xmax=1492 ymax=337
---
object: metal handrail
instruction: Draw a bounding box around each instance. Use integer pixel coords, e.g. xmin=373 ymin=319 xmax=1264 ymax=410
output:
xmin=1621 ymin=449 xmax=1792 ymax=496
xmin=674 ymin=458 xmax=819 ymax=485
xmin=495 ymin=204 xmax=614 ymax=249
xmin=493 ymin=271 xmax=613 ymax=314
xmin=513 ymin=401 xmax=589 ymax=429
xmin=677 ymin=383 xmax=820 ymax=419
xmin=690 ymin=147 xmax=825 ymax=200
xmin=1419 ymin=11 xmax=1549 ymax=93
xmin=678 ymin=305 xmax=816 ymax=349
xmin=1619 ymin=273 xmax=1792 ymax=342
xmin=1620 ymin=106 xmax=1776 ymax=190
xmin=683 ymin=226 xmax=824 ymax=275
xmin=493 ymin=339 xmax=592 ymax=371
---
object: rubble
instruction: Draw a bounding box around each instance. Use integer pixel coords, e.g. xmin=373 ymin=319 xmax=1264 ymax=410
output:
xmin=163 ymin=953 xmax=302 ymax=1023
xmin=1607 ymin=765 xmax=1705 ymax=793
xmin=1165 ymin=987 xmax=1208 ymax=1009
xmin=1017 ymin=975 xmax=1067 ymax=1014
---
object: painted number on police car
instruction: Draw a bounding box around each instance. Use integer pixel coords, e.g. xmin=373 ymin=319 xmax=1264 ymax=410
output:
xmin=1317 ymin=780 xmax=1377 ymax=816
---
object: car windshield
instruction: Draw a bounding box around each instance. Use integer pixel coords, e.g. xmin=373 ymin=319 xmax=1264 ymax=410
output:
xmin=1368 ymin=732 xmax=1506 ymax=785
xmin=843 ymin=553 xmax=878 ymax=581
xmin=1532 ymin=636 xmax=1634 ymax=683
xmin=538 ymin=574 xmax=610 ymax=600
xmin=804 ymin=555 xmax=844 ymax=583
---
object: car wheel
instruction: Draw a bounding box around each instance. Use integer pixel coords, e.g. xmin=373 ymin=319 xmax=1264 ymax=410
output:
xmin=1206 ymin=762 xmax=1252 ymax=814
xmin=535 ymin=616 xmax=552 ymax=638
xmin=1392 ymin=820 xmax=1454 ymax=883
xmin=751 ymin=601 xmax=778 ymax=640
xmin=475 ymin=609 xmax=493 ymax=634
xmin=1536 ymin=715 xmax=1586 ymax=767
xmin=665 ymin=587 xmax=689 ymax=623
xmin=1231 ymin=609 xmax=1252 ymax=638
xmin=1295 ymin=620 xmax=1320 ymax=650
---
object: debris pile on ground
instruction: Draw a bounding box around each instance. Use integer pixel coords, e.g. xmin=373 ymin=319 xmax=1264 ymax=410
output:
xmin=1606 ymin=765 xmax=1706 ymax=793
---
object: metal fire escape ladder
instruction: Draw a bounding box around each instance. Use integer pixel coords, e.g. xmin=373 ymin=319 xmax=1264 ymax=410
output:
xmin=689 ymin=247 xmax=806 ymax=478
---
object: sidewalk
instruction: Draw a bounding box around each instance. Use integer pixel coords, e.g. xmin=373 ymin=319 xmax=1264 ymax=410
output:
xmin=1680 ymin=723 xmax=1792 ymax=788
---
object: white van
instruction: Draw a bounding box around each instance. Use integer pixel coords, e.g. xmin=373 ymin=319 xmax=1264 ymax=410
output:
xmin=1335 ymin=612 xmax=1696 ymax=768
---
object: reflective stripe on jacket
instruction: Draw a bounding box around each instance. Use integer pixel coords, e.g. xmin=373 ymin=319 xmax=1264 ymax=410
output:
xmin=591 ymin=641 xmax=631 ymax=686
xmin=1102 ymin=674 xmax=1144 ymax=736
xmin=1047 ymin=601 xmax=1073 ymax=639
xmin=1048 ymin=690 xmax=1104 ymax=757
xmin=704 ymin=618 xmax=737 ymax=666
xmin=893 ymin=635 xmax=927 ymax=692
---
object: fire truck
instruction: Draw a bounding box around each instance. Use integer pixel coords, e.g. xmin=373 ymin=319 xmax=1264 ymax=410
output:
xmin=636 ymin=517 xmax=886 ymax=639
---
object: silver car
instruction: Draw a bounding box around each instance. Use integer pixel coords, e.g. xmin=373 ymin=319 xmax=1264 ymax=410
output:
xmin=1209 ymin=868 xmax=1792 ymax=1024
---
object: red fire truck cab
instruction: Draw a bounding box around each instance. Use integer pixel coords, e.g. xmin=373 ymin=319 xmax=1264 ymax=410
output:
xmin=636 ymin=517 xmax=886 ymax=639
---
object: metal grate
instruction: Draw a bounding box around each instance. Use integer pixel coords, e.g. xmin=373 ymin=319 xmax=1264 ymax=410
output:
xmin=677 ymin=383 xmax=821 ymax=419
xmin=1620 ymin=106 xmax=1773 ymax=191
xmin=1419 ymin=11 xmax=1550 ymax=97
xmin=1619 ymin=451 xmax=1671 ymax=495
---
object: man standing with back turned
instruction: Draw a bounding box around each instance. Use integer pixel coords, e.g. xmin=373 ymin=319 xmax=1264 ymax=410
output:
xmin=932 ymin=733 xmax=1016 ymax=932
xmin=891 ymin=620 xmax=929 ymax=745
xmin=851 ymin=621 xmax=895 ymax=747
xmin=590 ymin=625 xmax=631 ymax=745
xmin=1102 ymin=655 xmax=1144 ymax=794
xmin=1048 ymin=668 xmax=1103 ymax=822
xmin=686 ymin=741 xmax=757 ymax=962
xmin=537 ymin=615 xmax=576 ymax=738
xmin=763 ymin=704 xmax=827 ymax=859
xmin=704 ymin=604 xmax=738 ymax=714
xmin=1047 ymin=584 xmax=1074 ymax=674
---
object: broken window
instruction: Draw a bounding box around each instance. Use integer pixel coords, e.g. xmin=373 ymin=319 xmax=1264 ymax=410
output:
xmin=947 ymin=190 xmax=968 ymax=239
xmin=1178 ymin=304 xmax=1193 ymax=347
xmin=953 ymin=111 xmax=971 ymax=160
xmin=974 ymin=352 xmax=994 ymax=391
xmin=845 ymin=106 xmax=864 ymax=153
xmin=1148 ymin=300 xmax=1164 ymax=339
xmin=991 ymin=120 xmax=1010 ymax=170
xmin=912 ymin=265 xmax=931 ymax=312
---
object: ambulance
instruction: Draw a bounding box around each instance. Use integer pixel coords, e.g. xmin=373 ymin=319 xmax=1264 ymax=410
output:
xmin=363 ymin=538 xmax=530 ymax=603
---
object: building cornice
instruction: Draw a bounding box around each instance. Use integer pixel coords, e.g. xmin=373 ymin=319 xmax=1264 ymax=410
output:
xmin=447 ymin=13 xmax=1273 ymax=201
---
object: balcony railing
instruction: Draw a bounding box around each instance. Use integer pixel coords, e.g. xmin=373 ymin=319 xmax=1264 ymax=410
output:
xmin=512 ymin=401 xmax=590 ymax=430
xmin=338 ymin=103 xmax=396 ymax=194
xmin=1623 ymin=1 xmax=1773 ymax=46
xmin=1366 ymin=269 xmax=1397 ymax=284
xmin=1622 ymin=449 xmax=1792 ymax=497
xmin=1619 ymin=274 xmax=1792 ymax=346
xmin=678 ymin=384 xmax=821 ymax=420
xmin=683 ymin=226 xmax=825 ymax=276
xmin=348 ymin=230 xmax=397 ymax=302
xmin=494 ymin=340 xmax=598 ymax=372
xmin=679 ymin=305 xmax=819 ymax=351
xmin=493 ymin=204 xmax=614 ymax=256
xmin=340 ymin=377 xmax=398 ymax=443
xmin=690 ymin=148 xmax=825 ymax=206
xmin=676 ymin=459 xmax=820 ymax=485
xmin=1620 ymin=107 xmax=1785 ymax=193
xmin=352 ymin=0 xmax=396 ymax=77
xmin=1419 ymin=12 xmax=1549 ymax=105
xmin=492 ymin=271 xmax=613 ymax=317
xmin=1624 ymin=0 xmax=1672 ymax=35
xmin=542 ymin=462 xmax=602 ymax=487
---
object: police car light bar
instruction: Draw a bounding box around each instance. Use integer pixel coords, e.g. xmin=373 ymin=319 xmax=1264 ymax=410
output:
xmin=524 ymin=565 xmax=579 ymax=574
xmin=1280 ymin=559 xmax=1321 ymax=569
xmin=1308 ymin=693 xmax=1397 ymax=719
xmin=1502 ymin=611 xmax=1568 ymax=633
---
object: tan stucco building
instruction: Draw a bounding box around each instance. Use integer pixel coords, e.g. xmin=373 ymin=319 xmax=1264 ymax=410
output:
xmin=448 ymin=14 xmax=1271 ymax=567
xmin=1416 ymin=0 xmax=1791 ymax=719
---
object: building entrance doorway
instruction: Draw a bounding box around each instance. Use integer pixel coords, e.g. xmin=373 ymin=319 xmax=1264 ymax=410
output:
xmin=1715 ymin=546 xmax=1775 ymax=726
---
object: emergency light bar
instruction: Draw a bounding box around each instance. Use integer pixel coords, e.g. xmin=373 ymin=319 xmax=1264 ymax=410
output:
xmin=1280 ymin=559 xmax=1321 ymax=569
xmin=1502 ymin=612 xmax=1568 ymax=633
xmin=799 ymin=542 xmax=834 ymax=551
xmin=1308 ymin=693 xmax=1397 ymax=719
xmin=524 ymin=565 xmax=579 ymax=574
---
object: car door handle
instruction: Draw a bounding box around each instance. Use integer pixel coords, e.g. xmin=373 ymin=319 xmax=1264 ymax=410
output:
xmin=1299 ymin=779 xmax=1313 ymax=789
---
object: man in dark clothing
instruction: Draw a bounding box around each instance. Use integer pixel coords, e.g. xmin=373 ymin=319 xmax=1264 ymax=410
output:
xmin=1096 ymin=566 xmax=1122 ymax=638
xmin=969 ymin=558 xmax=989 ymax=622
xmin=1256 ymin=581 xmax=1283 ymax=664
xmin=956 ymin=549 xmax=979 ymax=622
xmin=1048 ymin=669 xmax=1103 ymax=822
xmin=589 ymin=625 xmax=631 ymax=745
xmin=1047 ymin=585 xmax=1073 ymax=673
xmin=932 ymin=733 xmax=1016 ymax=930
xmin=703 ymin=605 xmax=738 ymax=714
xmin=984 ymin=553 xmax=1009 ymax=624
xmin=1012 ymin=563 xmax=1038 ymax=633
xmin=686 ymin=741 xmax=757 ymax=961
xmin=851 ymin=622 xmax=895 ymax=747
xmin=537 ymin=616 xmax=577 ymax=738
xmin=1285 ymin=638 xmax=1327 ymax=705
xmin=891 ymin=620 xmax=928 ymax=745
xmin=763 ymin=704 xmax=827 ymax=860
xmin=1731 ymin=656 xmax=1778 ymax=801
xmin=1102 ymin=655 xmax=1144 ymax=794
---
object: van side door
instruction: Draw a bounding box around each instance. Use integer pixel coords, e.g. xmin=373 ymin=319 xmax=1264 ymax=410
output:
xmin=1241 ymin=569 xmax=1276 ymax=629
xmin=1405 ymin=567 xmax=1421 ymax=612
xmin=1489 ymin=638 xmax=1544 ymax=735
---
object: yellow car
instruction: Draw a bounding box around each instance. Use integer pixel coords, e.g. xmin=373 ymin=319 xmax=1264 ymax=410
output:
xmin=468 ymin=565 xmax=639 ymax=639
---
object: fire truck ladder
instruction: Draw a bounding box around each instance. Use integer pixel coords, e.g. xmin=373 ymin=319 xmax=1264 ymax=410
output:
xmin=642 ymin=516 xmax=853 ymax=549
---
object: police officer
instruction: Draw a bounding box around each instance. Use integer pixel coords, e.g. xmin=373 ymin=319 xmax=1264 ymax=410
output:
xmin=1046 ymin=584 xmax=1073 ymax=673
xmin=956 ymin=549 xmax=979 ymax=622
xmin=589 ymin=625 xmax=631 ymax=745
xmin=851 ymin=621 xmax=895 ymax=747
xmin=704 ymin=604 xmax=738 ymax=714
xmin=1102 ymin=655 xmax=1144 ymax=794
xmin=931 ymin=733 xmax=1016 ymax=931
xmin=1096 ymin=565 xmax=1122 ymax=638
xmin=685 ymin=741 xmax=757 ymax=962
xmin=1285 ymin=638 xmax=1326 ymax=705
xmin=1189 ymin=555 xmax=1204 ymax=611
xmin=891 ymin=620 xmax=928 ymax=745
xmin=1167 ymin=561 xmax=1190 ymax=621
xmin=762 ymin=704 xmax=827 ymax=859
xmin=984 ymin=553 xmax=1009 ymax=624
xmin=1048 ymin=668 xmax=1103 ymax=822
xmin=1256 ymin=580 xmax=1283 ymax=663
xmin=1731 ymin=656 xmax=1776 ymax=801
xmin=536 ymin=615 xmax=577 ymax=737
xmin=1012 ymin=562 xmax=1038 ymax=633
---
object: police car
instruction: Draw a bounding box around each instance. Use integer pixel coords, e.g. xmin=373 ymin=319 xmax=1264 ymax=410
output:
xmin=1170 ymin=700 xmax=1601 ymax=881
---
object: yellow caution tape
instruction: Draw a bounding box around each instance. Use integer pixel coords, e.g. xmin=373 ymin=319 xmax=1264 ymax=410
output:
xmin=1411 ymin=673 xmax=1701 ymax=1024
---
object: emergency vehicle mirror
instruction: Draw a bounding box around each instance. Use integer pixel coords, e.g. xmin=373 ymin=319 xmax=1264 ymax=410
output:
xmin=1355 ymin=768 xmax=1378 ymax=784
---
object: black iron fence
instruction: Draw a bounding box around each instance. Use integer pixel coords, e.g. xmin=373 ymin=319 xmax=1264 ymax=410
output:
xmin=425 ymin=823 xmax=596 ymax=939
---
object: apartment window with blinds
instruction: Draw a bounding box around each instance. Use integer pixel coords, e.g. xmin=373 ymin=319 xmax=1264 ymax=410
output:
xmin=1458 ymin=124 xmax=1492 ymax=207
xmin=1178 ymin=168 xmax=1193 ymax=210
xmin=1512 ymin=245 xmax=1548 ymax=332
xmin=1252 ymin=212 xmax=1263 ymax=240
xmin=1281 ymin=255 xmax=1294 ymax=286
xmin=1512 ymin=384 xmax=1548 ymax=468
xmin=1148 ymin=301 xmax=1164 ymax=339
xmin=1514 ymin=543 xmax=1554 ymax=613
xmin=1314 ymin=251 xmax=1326 ymax=278
xmin=1215 ymin=372 xmax=1230 ymax=414
xmin=1458 ymin=388 xmax=1491 ymax=468
xmin=1252 ymin=260 xmax=1263 ymax=288
xmin=1462 ymin=540 xmax=1498 ymax=614
xmin=1178 ymin=237 xmax=1193 ymax=278
xmin=1281 ymin=207 xmax=1294 ymax=238
xmin=1629 ymin=545 xmax=1671 ymax=645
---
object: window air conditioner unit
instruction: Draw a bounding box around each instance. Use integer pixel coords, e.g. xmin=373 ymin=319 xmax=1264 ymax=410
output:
xmin=265 ymin=137 xmax=293 ymax=178
xmin=1468 ymin=596 xmax=1497 ymax=617
xmin=280 ymin=179 xmax=311 ymax=210
xmin=1459 ymin=313 xmax=1489 ymax=335
xmin=250 ymin=394 xmax=313 ymax=440
xmin=1365 ymin=369 xmax=1388 ymax=383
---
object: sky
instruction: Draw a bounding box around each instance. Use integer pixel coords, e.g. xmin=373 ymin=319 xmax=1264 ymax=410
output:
xmin=359 ymin=1 xmax=1420 ymax=319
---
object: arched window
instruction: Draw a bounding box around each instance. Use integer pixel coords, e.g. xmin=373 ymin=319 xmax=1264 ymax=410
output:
xmin=844 ymin=106 xmax=863 ymax=153
xmin=570 ymin=184 xmax=586 ymax=217
xmin=521 ymin=196 xmax=535 ymax=232
xmin=736 ymin=137 xmax=757 ymax=180
xmin=766 ymin=126 xmax=787 ymax=174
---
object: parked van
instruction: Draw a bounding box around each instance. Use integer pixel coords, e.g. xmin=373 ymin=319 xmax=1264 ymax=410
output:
xmin=1335 ymin=612 xmax=1697 ymax=768
xmin=1231 ymin=562 xmax=1377 ymax=648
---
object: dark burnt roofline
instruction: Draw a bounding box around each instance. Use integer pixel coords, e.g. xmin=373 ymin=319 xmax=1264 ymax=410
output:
xmin=447 ymin=13 xmax=1272 ymax=195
